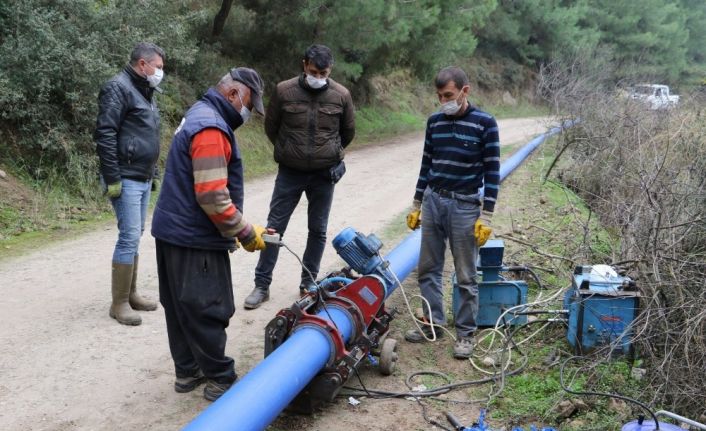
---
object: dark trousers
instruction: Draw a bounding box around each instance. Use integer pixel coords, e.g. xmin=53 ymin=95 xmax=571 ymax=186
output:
xmin=254 ymin=166 xmax=335 ymax=289
xmin=156 ymin=239 xmax=236 ymax=383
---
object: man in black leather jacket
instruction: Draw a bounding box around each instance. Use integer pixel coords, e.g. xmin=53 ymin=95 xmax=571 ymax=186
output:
xmin=94 ymin=42 xmax=165 ymax=326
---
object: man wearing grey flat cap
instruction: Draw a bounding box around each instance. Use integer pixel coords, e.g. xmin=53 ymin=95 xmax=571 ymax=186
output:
xmin=152 ymin=67 xmax=266 ymax=401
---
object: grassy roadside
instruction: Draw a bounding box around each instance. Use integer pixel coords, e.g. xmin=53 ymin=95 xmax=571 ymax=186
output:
xmin=482 ymin=140 xmax=643 ymax=430
xmin=369 ymin=138 xmax=644 ymax=431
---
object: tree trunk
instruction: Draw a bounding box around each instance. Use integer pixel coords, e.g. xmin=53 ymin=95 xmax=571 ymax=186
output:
xmin=212 ymin=0 xmax=234 ymax=40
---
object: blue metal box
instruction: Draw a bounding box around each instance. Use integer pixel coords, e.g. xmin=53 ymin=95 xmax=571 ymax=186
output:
xmin=476 ymin=279 xmax=528 ymax=327
xmin=565 ymin=265 xmax=639 ymax=355
xmin=479 ymin=239 xmax=505 ymax=269
xmin=453 ymin=240 xmax=528 ymax=327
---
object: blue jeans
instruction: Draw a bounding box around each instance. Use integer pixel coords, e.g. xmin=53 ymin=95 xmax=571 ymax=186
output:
xmin=254 ymin=166 xmax=335 ymax=289
xmin=418 ymin=187 xmax=481 ymax=338
xmin=111 ymin=178 xmax=152 ymax=265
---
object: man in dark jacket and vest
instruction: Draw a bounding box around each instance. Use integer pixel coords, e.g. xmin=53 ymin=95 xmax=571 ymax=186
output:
xmin=244 ymin=44 xmax=356 ymax=309
xmin=151 ymin=67 xmax=267 ymax=401
xmin=94 ymin=42 xmax=165 ymax=326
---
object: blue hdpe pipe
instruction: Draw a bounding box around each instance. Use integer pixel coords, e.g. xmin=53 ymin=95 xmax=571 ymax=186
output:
xmin=183 ymin=307 xmax=354 ymax=431
xmin=384 ymin=229 xmax=422 ymax=298
xmin=183 ymin=122 xmax=570 ymax=431
xmin=494 ymin=120 xmax=573 ymax=196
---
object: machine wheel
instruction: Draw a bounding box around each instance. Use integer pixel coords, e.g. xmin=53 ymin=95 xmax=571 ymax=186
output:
xmin=379 ymin=338 xmax=398 ymax=376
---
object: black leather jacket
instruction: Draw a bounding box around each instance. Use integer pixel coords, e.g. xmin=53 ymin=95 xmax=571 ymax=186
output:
xmin=94 ymin=66 xmax=160 ymax=185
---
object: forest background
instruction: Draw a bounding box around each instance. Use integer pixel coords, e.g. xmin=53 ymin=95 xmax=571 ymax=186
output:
xmin=0 ymin=0 xmax=704 ymax=233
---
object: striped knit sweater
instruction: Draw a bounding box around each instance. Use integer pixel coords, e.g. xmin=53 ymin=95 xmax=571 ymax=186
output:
xmin=414 ymin=104 xmax=500 ymax=212
xmin=191 ymin=128 xmax=253 ymax=241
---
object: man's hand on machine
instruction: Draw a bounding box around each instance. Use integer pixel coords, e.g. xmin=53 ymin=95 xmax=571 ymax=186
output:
xmin=241 ymin=224 xmax=267 ymax=252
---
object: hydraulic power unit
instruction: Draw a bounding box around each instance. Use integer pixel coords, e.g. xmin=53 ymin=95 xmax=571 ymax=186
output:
xmin=453 ymin=240 xmax=528 ymax=327
xmin=564 ymin=265 xmax=639 ymax=355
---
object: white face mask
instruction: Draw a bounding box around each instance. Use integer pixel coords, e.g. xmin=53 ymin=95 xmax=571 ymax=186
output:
xmin=440 ymin=99 xmax=461 ymax=116
xmin=306 ymin=74 xmax=327 ymax=89
xmin=236 ymin=90 xmax=251 ymax=123
xmin=146 ymin=66 xmax=164 ymax=88
xmin=439 ymin=88 xmax=467 ymax=116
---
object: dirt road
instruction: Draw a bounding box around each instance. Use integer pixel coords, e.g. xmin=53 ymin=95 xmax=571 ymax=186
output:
xmin=0 ymin=117 xmax=552 ymax=431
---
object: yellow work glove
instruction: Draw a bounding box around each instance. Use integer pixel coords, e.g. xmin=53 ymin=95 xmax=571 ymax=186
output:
xmin=241 ymin=224 xmax=266 ymax=252
xmin=106 ymin=182 xmax=122 ymax=198
xmin=474 ymin=211 xmax=493 ymax=246
xmin=406 ymin=200 xmax=422 ymax=230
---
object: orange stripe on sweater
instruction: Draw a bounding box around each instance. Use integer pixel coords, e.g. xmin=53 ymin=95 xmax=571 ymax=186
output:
xmin=210 ymin=206 xmax=237 ymax=224
xmin=194 ymin=179 xmax=228 ymax=194
xmin=190 ymin=128 xmax=232 ymax=161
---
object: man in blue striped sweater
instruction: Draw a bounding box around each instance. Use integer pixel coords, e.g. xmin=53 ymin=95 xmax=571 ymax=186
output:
xmin=405 ymin=66 xmax=500 ymax=359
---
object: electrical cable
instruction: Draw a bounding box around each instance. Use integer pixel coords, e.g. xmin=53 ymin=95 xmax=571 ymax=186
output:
xmin=279 ymin=241 xmax=340 ymax=331
xmin=404 ymin=370 xmax=452 ymax=389
xmin=340 ymin=353 xmax=529 ymax=400
xmin=338 ymin=304 xmax=533 ymax=429
xmin=492 ymin=285 xmax=567 ymax=334
xmin=469 ymin=328 xmax=514 ymax=376
xmin=377 ymin=250 xmax=457 ymax=342
xmin=469 ymin=282 xmax=567 ymax=377
xmin=470 ymin=283 xmax=568 ymax=373
xmin=559 ymin=355 xmax=660 ymax=430
xmin=524 ymin=266 xmax=545 ymax=290
xmin=506 ymin=265 xmax=545 ymax=290
xmin=415 ymin=397 xmax=454 ymax=431
xmin=351 ymin=365 xmax=374 ymax=398
xmin=403 ymin=372 xmax=456 ymax=430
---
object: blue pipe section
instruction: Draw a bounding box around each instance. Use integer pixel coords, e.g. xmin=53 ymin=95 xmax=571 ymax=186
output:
xmin=183 ymin=307 xmax=353 ymax=431
xmin=383 ymin=229 xmax=422 ymax=299
xmin=183 ymin=121 xmax=572 ymax=431
xmin=487 ymin=120 xmax=574 ymax=198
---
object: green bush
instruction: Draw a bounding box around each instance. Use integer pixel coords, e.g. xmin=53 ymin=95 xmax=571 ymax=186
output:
xmin=2 ymin=0 xmax=704 ymax=192
xmin=0 ymin=0 xmax=202 ymax=186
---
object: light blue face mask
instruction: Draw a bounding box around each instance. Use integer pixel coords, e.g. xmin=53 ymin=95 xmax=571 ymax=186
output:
xmin=236 ymin=90 xmax=251 ymax=123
